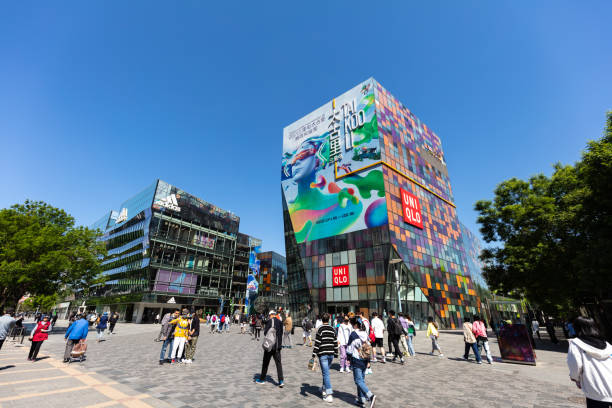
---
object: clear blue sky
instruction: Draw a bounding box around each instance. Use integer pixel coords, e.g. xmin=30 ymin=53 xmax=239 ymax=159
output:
xmin=1 ymin=2 xmax=611 ymax=254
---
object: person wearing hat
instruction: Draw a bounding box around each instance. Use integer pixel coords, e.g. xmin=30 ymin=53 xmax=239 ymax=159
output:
xmin=96 ymin=312 xmax=109 ymax=342
xmin=256 ymin=310 xmax=284 ymax=387
xmin=28 ymin=315 xmax=51 ymax=361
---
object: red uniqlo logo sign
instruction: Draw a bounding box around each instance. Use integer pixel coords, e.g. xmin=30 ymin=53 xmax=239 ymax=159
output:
xmin=400 ymin=188 xmax=423 ymax=229
xmin=332 ymin=265 xmax=349 ymax=287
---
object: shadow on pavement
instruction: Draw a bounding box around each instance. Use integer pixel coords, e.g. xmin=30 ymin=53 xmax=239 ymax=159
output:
xmin=0 ymin=365 xmax=15 ymax=371
xmin=299 ymin=383 xmax=357 ymax=404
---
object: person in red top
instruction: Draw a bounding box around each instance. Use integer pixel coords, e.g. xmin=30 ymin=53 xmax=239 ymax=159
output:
xmin=28 ymin=315 xmax=51 ymax=361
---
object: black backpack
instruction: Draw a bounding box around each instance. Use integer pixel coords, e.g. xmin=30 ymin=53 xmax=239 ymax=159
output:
xmin=390 ymin=318 xmax=403 ymax=336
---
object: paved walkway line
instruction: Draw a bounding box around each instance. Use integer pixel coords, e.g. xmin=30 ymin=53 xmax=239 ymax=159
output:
xmin=0 ymin=374 xmax=71 ymax=386
xmin=0 ymin=346 xmax=159 ymax=408
xmin=0 ymin=367 xmax=57 ymax=375
xmin=0 ymin=385 xmax=92 ymax=402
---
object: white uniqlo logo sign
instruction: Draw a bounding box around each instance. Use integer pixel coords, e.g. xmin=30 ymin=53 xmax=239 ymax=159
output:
xmin=155 ymin=194 xmax=181 ymax=212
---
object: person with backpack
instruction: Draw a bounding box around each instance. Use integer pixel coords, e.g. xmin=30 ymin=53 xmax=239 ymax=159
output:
xmin=302 ymin=317 xmax=313 ymax=346
xmin=427 ymin=316 xmax=443 ymax=357
xmin=386 ymin=311 xmax=405 ymax=364
xmin=256 ymin=310 xmax=284 ymax=387
xmin=370 ymin=312 xmax=386 ymax=363
xmin=358 ymin=312 xmax=374 ymax=375
xmin=312 ymin=313 xmax=338 ymax=403
xmin=403 ymin=314 xmax=417 ymax=357
xmin=347 ymin=317 xmax=377 ymax=408
xmin=210 ymin=314 xmax=218 ymax=333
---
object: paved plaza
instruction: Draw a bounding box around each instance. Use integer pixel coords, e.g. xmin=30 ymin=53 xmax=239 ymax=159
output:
xmin=0 ymin=322 xmax=585 ymax=408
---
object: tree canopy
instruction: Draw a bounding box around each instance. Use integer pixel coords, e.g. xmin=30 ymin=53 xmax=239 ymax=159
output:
xmin=475 ymin=112 xmax=612 ymax=316
xmin=0 ymin=200 xmax=106 ymax=309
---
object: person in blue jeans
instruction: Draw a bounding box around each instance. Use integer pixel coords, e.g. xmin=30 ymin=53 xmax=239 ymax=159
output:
xmin=311 ymin=313 xmax=338 ymax=403
xmin=347 ymin=317 xmax=377 ymax=407
xmin=159 ymin=309 xmax=179 ymax=365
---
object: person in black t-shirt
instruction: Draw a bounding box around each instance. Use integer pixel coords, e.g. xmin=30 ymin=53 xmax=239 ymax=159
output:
xmin=185 ymin=309 xmax=202 ymax=364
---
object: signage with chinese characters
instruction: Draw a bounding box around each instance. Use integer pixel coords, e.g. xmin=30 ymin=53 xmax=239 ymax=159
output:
xmin=155 ymin=194 xmax=181 ymax=212
xmin=332 ymin=265 xmax=349 ymax=287
xmin=281 ymin=78 xmax=387 ymax=243
xmin=400 ymin=188 xmax=423 ymax=229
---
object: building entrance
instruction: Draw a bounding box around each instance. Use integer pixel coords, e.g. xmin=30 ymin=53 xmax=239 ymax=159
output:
xmin=326 ymin=303 xmax=358 ymax=316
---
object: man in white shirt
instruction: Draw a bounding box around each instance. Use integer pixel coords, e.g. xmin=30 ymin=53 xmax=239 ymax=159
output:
xmin=370 ymin=312 xmax=386 ymax=363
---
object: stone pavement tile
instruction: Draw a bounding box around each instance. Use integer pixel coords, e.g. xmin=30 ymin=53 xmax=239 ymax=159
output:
xmin=35 ymin=323 xmax=586 ymax=407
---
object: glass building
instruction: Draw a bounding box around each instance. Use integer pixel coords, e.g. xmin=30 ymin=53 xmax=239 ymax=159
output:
xmin=88 ymin=180 xmax=241 ymax=322
xmin=281 ymin=78 xmax=483 ymax=329
xmin=256 ymin=251 xmax=288 ymax=311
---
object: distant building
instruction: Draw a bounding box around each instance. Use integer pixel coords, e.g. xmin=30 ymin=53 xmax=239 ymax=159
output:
xmin=88 ymin=180 xmax=242 ymax=322
xmin=256 ymin=251 xmax=288 ymax=311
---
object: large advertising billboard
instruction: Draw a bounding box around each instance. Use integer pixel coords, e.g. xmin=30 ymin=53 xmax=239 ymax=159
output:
xmin=282 ymin=78 xmax=387 ymax=243
xmin=153 ymin=269 xmax=197 ymax=294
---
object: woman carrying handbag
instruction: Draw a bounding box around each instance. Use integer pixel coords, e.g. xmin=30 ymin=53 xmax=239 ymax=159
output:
xmin=28 ymin=315 xmax=51 ymax=361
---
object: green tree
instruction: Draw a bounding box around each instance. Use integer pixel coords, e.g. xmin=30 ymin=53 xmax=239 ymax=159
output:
xmin=0 ymin=200 xmax=106 ymax=308
xmin=475 ymin=112 xmax=612 ymax=320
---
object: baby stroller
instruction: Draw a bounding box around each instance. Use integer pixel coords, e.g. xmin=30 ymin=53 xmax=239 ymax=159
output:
xmin=70 ymin=339 xmax=87 ymax=363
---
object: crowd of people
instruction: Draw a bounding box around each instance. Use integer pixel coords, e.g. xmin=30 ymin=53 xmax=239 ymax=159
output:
xmin=253 ymin=309 xmax=441 ymax=407
xmin=1 ymin=306 xmax=611 ymax=407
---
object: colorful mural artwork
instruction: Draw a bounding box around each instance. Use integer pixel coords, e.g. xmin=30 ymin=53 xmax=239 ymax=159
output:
xmin=282 ymin=78 xmax=387 ymax=243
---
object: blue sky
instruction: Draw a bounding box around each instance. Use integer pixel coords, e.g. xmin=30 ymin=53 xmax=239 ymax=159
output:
xmin=1 ymin=1 xmax=611 ymax=254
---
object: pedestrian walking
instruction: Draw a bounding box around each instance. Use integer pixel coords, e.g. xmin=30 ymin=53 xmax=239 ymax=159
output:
xmin=427 ymin=316 xmax=443 ymax=357
xmin=472 ymin=315 xmax=493 ymax=364
xmin=28 ymin=315 xmax=51 ymax=361
xmin=312 ymin=313 xmax=338 ymax=403
xmin=346 ymin=317 xmax=377 ymax=408
xmin=63 ymin=314 xmax=89 ymax=363
xmin=96 ymin=312 xmax=108 ymax=342
xmin=256 ymin=310 xmax=284 ymax=387
xmin=370 ymin=312 xmax=386 ymax=363
xmin=399 ymin=313 xmax=416 ymax=357
xmin=338 ymin=316 xmax=352 ymax=373
xmin=546 ymin=319 xmax=559 ymax=344
xmin=386 ymin=311 xmax=404 ymax=364
xmin=283 ymin=311 xmax=293 ymax=349
xmin=159 ymin=309 xmax=179 ymax=365
xmin=302 ymin=317 xmax=313 ymax=346
xmin=108 ymin=312 xmax=119 ymax=334
xmin=240 ymin=313 xmax=248 ymax=334
xmin=210 ymin=314 xmax=218 ymax=333
xmin=185 ymin=309 xmax=202 ymax=364
xmin=532 ymin=319 xmax=541 ymax=340
xmin=0 ymin=309 xmax=16 ymax=352
xmin=462 ymin=317 xmax=482 ymax=363
xmin=567 ymin=316 xmax=612 ymax=407
xmin=51 ymin=312 xmax=58 ymax=328
xmin=169 ymin=309 xmax=191 ymax=364
xmin=254 ymin=314 xmax=263 ymax=340
xmin=154 ymin=313 xmax=160 ymax=324
xmin=315 ymin=315 xmax=323 ymax=330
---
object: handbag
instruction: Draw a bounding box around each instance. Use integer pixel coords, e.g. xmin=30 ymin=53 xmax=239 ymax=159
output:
xmin=308 ymin=357 xmax=318 ymax=371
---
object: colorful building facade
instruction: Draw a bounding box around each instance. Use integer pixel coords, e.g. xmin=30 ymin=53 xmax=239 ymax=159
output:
xmin=282 ymin=78 xmax=482 ymax=328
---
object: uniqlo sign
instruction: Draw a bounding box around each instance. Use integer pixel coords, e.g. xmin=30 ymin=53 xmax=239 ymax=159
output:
xmin=332 ymin=265 xmax=349 ymax=287
xmin=400 ymin=188 xmax=423 ymax=229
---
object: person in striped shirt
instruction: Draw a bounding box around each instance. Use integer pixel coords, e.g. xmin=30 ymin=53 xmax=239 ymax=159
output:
xmin=312 ymin=313 xmax=338 ymax=403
